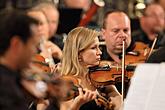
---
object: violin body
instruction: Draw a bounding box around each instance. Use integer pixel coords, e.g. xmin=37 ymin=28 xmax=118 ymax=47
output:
xmin=88 ymin=62 xmax=133 ymax=87
xmin=126 ymin=42 xmax=150 ymax=65
xmin=21 ymin=54 xmax=62 ymax=100
xmin=31 ymin=54 xmax=51 ymax=73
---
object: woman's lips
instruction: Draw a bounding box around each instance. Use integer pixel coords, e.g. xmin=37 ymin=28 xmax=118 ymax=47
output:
xmin=96 ymin=58 xmax=101 ymax=61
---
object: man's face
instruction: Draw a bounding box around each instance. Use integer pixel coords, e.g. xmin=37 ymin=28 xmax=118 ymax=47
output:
xmin=144 ymin=4 xmax=165 ymax=34
xmin=102 ymin=13 xmax=131 ymax=55
xmin=18 ymin=25 xmax=40 ymax=70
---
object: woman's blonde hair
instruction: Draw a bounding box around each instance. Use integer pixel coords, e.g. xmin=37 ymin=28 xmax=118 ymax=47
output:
xmin=61 ymin=27 xmax=100 ymax=77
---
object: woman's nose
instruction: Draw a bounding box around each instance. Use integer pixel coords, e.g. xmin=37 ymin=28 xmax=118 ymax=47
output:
xmin=97 ymin=48 xmax=102 ymax=55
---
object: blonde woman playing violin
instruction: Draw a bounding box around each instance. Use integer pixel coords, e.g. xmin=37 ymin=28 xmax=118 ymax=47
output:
xmin=60 ymin=27 xmax=122 ymax=110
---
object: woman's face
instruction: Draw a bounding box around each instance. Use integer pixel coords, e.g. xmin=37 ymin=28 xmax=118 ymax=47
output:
xmin=28 ymin=11 xmax=49 ymax=39
xmin=79 ymin=37 xmax=102 ymax=67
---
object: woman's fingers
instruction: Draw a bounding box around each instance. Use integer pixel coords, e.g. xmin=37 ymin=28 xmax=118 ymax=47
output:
xmin=78 ymin=88 xmax=83 ymax=96
xmin=81 ymin=89 xmax=96 ymax=101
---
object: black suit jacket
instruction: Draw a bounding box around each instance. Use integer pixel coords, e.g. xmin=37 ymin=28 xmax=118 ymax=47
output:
xmin=0 ymin=64 xmax=29 ymax=110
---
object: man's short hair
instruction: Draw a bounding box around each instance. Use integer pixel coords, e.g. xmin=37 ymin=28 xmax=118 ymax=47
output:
xmin=142 ymin=3 xmax=161 ymax=16
xmin=102 ymin=10 xmax=128 ymax=29
xmin=0 ymin=9 xmax=39 ymax=55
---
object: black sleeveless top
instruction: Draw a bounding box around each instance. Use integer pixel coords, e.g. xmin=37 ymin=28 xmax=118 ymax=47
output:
xmin=80 ymin=100 xmax=105 ymax=110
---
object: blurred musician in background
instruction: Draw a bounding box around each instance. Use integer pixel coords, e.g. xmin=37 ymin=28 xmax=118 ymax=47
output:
xmin=33 ymin=1 xmax=64 ymax=50
xmin=132 ymin=3 xmax=165 ymax=49
xmin=27 ymin=6 xmax=62 ymax=65
xmin=0 ymin=9 xmax=40 ymax=110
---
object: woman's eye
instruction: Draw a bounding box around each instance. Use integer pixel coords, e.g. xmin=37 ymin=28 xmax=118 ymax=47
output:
xmin=91 ymin=46 xmax=97 ymax=49
xmin=91 ymin=45 xmax=100 ymax=50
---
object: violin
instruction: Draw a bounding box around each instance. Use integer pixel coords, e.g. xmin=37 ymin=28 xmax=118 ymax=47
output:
xmin=21 ymin=54 xmax=64 ymax=109
xmin=21 ymin=72 xmax=72 ymax=102
xmin=126 ymin=40 xmax=159 ymax=64
xmin=126 ymin=42 xmax=150 ymax=65
xmin=88 ymin=61 xmax=135 ymax=88
xmin=31 ymin=54 xmax=51 ymax=74
xmin=89 ymin=42 xmax=151 ymax=98
xmin=89 ymin=41 xmax=155 ymax=99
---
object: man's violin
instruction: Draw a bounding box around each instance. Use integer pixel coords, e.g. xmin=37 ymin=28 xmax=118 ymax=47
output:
xmin=126 ymin=42 xmax=151 ymax=65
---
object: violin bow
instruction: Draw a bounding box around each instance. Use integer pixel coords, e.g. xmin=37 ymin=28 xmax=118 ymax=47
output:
xmin=121 ymin=40 xmax=126 ymax=100
xmin=146 ymin=34 xmax=158 ymax=60
xmin=39 ymin=37 xmax=55 ymax=67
